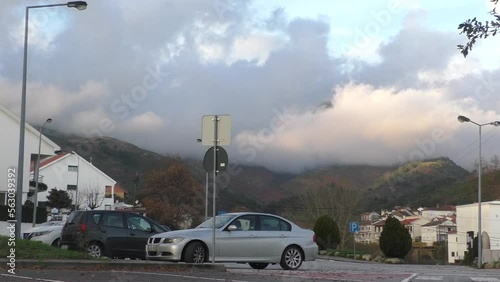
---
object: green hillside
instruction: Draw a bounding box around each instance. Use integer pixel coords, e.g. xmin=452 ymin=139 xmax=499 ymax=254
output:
xmin=42 ymin=130 xmax=498 ymax=215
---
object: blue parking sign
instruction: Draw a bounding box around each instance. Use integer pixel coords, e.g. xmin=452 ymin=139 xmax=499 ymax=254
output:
xmin=349 ymin=221 xmax=359 ymax=233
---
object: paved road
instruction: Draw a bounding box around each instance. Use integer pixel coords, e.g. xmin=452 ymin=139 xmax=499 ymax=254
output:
xmin=2 ymin=258 xmax=500 ymax=281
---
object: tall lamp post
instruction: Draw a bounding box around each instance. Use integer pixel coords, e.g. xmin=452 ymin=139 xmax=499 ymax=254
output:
xmin=32 ymin=118 xmax=52 ymax=227
xmin=457 ymin=115 xmax=500 ymax=268
xmin=15 ymin=1 xmax=87 ymax=239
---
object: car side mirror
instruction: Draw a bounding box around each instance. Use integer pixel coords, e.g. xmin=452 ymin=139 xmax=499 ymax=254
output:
xmin=227 ymin=225 xmax=237 ymax=231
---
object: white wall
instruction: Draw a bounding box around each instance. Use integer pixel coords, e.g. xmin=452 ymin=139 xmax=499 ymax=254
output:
xmin=450 ymin=201 xmax=500 ymax=264
xmin=448 ymin=233 xmax=464 ymax=263
xmin=0 ymin=106 xmax=60 ymax=205
xmin=35 ymin=153 xmax=115 ymax=210
xmin=421 ymin=209 xmax=455 ymax=219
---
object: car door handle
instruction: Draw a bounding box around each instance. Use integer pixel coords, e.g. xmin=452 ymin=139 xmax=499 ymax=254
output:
xmin=100 ymin=230 xmax=107 ymax=233
xmin=249 ymin=234 xmax=256 ymax=238
xmin=130 ymin=233 xmax=136 ymax=236
xmin=280 ymin=234 xmax=286 ymax=238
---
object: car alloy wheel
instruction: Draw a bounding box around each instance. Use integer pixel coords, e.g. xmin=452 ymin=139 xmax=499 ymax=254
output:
xmin=280 ymin=246 xmax=303 ymax=270
xmin=184 ymin=242 xmax=205 ymax=263
xmin=87 ymin=243 xmax=103 ymax=258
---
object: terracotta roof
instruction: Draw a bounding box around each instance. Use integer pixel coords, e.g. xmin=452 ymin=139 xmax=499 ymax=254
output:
xmin=401 ymin=218 xmax=418 ymax=225
xmin=106 ymin=185 xmax=126 ymax=195
xmin=114 ymin=185 xmax=127 ymax=194
xmin=30 ymin=152 xmax=70 ymax=172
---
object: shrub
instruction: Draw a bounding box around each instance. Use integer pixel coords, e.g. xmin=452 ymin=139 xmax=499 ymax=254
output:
xmin=313 ymin=215 xmax=340 ymax=250
xmin=379 ymin=216 xmax=412 ymax=259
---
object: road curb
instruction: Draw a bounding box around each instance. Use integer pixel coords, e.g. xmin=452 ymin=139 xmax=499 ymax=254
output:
xmin=0 ymin=259 xmax=226 ymax=272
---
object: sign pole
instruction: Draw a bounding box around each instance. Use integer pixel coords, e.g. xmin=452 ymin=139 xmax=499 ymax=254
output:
xmin=211 ymin=115 xmax=218 ymax=263
xmin=205 ymin=172 xmax=208 ymax=221
xmin=353 ymin=232 xmax=356 ymax=259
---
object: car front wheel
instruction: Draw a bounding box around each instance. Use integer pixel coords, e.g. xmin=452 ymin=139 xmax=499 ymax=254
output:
xmin=51 ymin=238 xmax=60 ymax=248
xmin=280 ymin=246 xmax=303 ymax=270
xmin=184 ymin=242 xmax=206 ymax=264
xmin=249 ymin=263 xmax=269 ymax=269
xmin=87 ymin=242 xmax=104 ymax=258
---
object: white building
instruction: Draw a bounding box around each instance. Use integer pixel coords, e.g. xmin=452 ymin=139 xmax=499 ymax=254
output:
xmin=448 ymin=201 xmax=500 ymax=264
xmin=0 ymin=103 xmax=60 ymax=205
xmin=33 ymin=152 xmax=116 ymax=210
xmin=421 ymin=218 xmax=456 ymax=247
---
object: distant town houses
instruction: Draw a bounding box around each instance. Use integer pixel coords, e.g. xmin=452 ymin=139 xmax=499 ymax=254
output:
xmin=357 ymin=202 xmax=500 ymax=264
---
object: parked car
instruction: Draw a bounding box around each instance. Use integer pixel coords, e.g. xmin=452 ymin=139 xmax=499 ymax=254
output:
xmin=23 ymin=221 xmax=65 ymax=247
xmin=145 ymin=212 xmax=317 ymax=270
xmin=60 ymin=210 xmax=168 ymax=259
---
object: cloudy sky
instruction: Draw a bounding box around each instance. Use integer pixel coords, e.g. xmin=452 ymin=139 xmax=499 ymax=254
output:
xmin=1 ymin=0 xmax=499 ymax=173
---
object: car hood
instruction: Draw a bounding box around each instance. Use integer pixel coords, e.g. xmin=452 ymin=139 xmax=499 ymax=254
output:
xmin=24 ymin=225 xmax=62 ymax=233
xmin=153 ymin=228 xmax=213 ymax=238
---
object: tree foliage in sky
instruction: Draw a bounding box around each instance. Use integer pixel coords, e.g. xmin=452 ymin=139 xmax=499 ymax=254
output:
xmin=458 ymin=0 xmax=500 ymax=57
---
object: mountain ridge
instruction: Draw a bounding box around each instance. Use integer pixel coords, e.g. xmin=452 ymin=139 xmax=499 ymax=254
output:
xmin=43 ymin=130 xmax=499 ymax=214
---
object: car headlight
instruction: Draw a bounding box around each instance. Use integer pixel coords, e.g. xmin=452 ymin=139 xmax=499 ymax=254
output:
xmin=32 ymin=230 xmax=52 ymax=237
xmin=163 ymin=237 xmax=184 ymax=244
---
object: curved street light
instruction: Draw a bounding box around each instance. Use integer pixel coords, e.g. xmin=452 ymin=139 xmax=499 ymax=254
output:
xmin=457 ymin=115 xmax=500 ymax=268
xmin=15 ymin=1 xmax=87 ymax=239
xmin=32 ymin=118 xmax=52 ymax=227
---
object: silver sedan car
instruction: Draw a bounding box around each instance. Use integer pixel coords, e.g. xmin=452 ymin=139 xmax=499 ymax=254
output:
xmin=146 ymin=212 xmax=317 ymax=270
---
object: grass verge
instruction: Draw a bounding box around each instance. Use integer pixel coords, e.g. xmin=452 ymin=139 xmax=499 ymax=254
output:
xmin=0 ymin=235 xmax=96 ymax=260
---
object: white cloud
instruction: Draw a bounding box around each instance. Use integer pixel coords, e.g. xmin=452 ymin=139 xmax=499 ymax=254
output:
xmin=233 ymin=83 xmax=499 ymax=172
xmin=120 ymin=111 xmax=167 ymax=133
xmin=227 ymin=33 xmax=287 ymax=66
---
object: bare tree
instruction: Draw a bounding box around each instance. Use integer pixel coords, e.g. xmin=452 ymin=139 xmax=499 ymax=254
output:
xmin=68 ymin=190 xmax=84 ymax=210
xmin=490 ymin=154 xmax=500 ymax=172
xmin=284 ymin=180 xmax=362 ymax=249
xmin=80 ymin=181 xmax=105 ymax=210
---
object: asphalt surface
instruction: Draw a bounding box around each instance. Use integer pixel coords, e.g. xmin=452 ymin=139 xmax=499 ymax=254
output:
xmin=0 ymin=258 xmax=226 ymax=272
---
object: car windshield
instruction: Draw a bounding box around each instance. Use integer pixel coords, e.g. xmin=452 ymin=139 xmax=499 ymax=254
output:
xmin=196 ymin=214 xmax=237 ymax=229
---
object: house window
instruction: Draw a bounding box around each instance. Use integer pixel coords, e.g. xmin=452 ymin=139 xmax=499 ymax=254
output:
xmin=451 ymin=252 xmax=455 ymax=257
xmin=105 ymin=186 xmax=113 ymax=198
xmin=67 ymin=185 xmax=77 ymax=191
xmin=68 ymin=165 xmax=78 ymax=172
xmin=0 ymin=192 xmax=6 ymax=205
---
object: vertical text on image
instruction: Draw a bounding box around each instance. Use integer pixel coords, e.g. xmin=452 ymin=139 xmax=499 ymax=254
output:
xmin=7 ymin=167 xmax=17 ymax=274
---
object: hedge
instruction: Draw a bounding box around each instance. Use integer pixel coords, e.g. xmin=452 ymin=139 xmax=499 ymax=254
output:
xmin=0 ymin=205 xmax=48 ymax=223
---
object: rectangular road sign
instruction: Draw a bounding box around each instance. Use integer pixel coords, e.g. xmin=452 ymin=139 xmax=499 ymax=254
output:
xmin=349 ymin=221 xmax=360 ymax=233
xmin=201 ymin=115 xmax=231 ymax=146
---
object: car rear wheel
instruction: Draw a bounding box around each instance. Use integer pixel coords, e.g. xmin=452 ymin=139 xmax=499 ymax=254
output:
xmin=280 ymin=246 xmax=303 ymax=270
xmin=87 ymin=242 xmax=104 ymax=258
xmin=249 ymin=263 xmax=269 ymax=269
xmin=184 ymin=242 xmax=206 ymax=263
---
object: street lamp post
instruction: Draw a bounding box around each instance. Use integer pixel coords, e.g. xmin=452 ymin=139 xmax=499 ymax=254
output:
xmin=32 ymin=118 xmax=52 ymax=227
xmin=15 ymin=1 xmax=87 ymax=239
xmin=457 ymin=115 xmax=500 ymax=268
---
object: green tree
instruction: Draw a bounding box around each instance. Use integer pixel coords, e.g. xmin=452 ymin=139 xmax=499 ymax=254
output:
xmin=313 ymin=215 xmax=340 ymax=250
xmin=379 ymin=216 xmax=412 ymax=259
xmin=433 ymin=241 xmax=448 ymax=264
xmin=46 ymin=188 xmax=72 ymax=209
xmin=458 ymin=0 xmax=499 ymax=57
